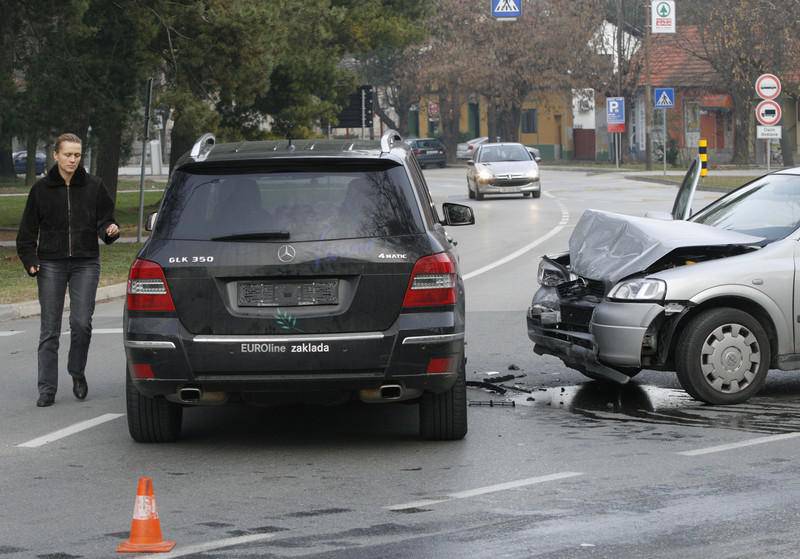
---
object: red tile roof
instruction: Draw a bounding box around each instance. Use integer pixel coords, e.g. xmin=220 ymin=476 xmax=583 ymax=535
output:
xmin=637 ymin=26 xmax=717 ymax=87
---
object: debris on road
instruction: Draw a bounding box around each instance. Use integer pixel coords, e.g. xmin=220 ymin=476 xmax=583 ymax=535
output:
xmin=466 ymin=381 xmax=507 ymax=394
xmin=468 ymin=400 xmax=516 ymax=407
xmin=508 ymin=364 xmax=521 ymax=371
xmin=483 ymin=374 xmax=516 ymax=384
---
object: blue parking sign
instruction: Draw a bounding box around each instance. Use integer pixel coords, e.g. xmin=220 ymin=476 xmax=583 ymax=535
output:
xmin=491 ymin=0 xmax=521 ymax=19
xmin=607 ymin=97 xmax=625 ymax=124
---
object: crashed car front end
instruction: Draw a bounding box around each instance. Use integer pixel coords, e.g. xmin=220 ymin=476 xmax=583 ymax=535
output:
xmin=527 ymin=209 xmax=764 ymax=384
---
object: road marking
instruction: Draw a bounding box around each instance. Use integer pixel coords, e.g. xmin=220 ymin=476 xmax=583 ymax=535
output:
xmin=677 ymin=432 xmax=800 ymax=456
xmin=137 ymin=533 xmax=277 ymax=559
xmin=16 ymin=413 xmax=124 ymax=448
xmin=0 ymin=330 xmax=23 ymax=337
xmin=463 ymin=194 xmax=570 ymax=281
xmin=385 ymin=471 xmax=584 ymax=511
xmin=62 ymin=328 xmax=122 ymax=336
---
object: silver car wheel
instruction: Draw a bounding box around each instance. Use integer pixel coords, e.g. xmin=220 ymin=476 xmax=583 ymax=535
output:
xmin=700 ymin=323 xmax=760 ymax=394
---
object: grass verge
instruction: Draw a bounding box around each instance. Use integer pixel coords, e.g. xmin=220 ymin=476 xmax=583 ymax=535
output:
xmin=634 ymin=175 xmax=756 ymax=191
xmin=0 ymin=243 xmax=143 ymax=304
xmin=0 ymin=177 xmax=165 ymax=195
xmin=0 ymin=190 xmax=163 ymax=239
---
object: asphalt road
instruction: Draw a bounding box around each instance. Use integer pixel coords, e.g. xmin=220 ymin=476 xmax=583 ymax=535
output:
xmin=2 ymin=167 xmax=800 ymax=558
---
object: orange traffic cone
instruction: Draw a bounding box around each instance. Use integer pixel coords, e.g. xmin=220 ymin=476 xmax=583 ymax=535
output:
xmin=117 ymin=477 xmax=176 ymax=553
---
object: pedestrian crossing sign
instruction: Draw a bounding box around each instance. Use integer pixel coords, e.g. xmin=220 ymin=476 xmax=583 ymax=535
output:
xmin=654 ymin=87 xmax=675 ymax=109
xmin=492 ymin=0 xmax=521 ymax=19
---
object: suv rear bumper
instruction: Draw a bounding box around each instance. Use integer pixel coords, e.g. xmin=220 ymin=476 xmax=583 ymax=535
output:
xmin=124 ymin=310 xmax=463 ymax=401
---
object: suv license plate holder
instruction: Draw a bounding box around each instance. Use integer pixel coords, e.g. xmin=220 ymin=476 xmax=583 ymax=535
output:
xmin=238 ymin=279 xmax=339 ymax=307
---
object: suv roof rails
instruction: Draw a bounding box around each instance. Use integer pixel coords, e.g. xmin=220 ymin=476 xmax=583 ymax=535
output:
xmin=190 ymin=133 xmax=216 ymax=161
xmin=380 ymin=129 xmax=403 ymax=154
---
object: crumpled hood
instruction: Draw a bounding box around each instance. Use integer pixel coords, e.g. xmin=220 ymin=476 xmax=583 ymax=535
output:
xmin=569 ymin=210 xmax=764 ymax=284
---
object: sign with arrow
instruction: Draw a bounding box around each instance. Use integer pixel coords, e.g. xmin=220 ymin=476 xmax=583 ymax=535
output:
xmin=654 ymin=88 xmax=675 ymax=109
xmin=492 ymin=0 xmax=521 ymax=19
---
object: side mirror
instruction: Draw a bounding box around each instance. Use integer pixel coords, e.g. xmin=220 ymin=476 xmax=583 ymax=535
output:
xmin=145 ymin=212 xmax=158 ymax=232
xmin=467 ymin=160 xmax=475 ymax=166
xmin=441 ymin=203 xmax=475 ymax=226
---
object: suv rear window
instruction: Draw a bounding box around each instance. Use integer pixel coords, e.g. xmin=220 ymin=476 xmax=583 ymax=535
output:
xmin=154 ymin=164 xmax=424 ymax=242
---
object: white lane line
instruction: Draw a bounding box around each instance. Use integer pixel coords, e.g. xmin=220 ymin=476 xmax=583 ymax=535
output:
xmin=138 ymin=533 xmax=277 ymax=559
xmin=0 ymin=330 xmax=23 ymax=337
xmin=385 ymin=471 xmax=584 ymax=511
xmin=61 ymin=328 xmax=122 ymax=336
xmin=16 ymin=413 xmax=124 ymax=448
xmin=463 ymin=194 xmax=570 ymax=281
xmin=677 ymin=432 xmax=800 ymax=456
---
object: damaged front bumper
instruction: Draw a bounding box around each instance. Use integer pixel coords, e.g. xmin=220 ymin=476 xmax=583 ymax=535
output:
xmin=527 ymin=287 xmax=665 ymax=384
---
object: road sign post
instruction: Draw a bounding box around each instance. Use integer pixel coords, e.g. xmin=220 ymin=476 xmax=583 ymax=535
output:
xmin=754 ymin=73 xmax=782 ymax=170
xmin=653 ymin=88 xmax=674 ymax=175
xmin=607 ymin=97 xmax=625 ymax=168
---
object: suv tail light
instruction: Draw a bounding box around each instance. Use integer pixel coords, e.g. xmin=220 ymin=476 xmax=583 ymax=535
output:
xmin=402 ymin=253 xmax=457 ymax=308
xmin=127 ymin=259 xmax=176 ymax=312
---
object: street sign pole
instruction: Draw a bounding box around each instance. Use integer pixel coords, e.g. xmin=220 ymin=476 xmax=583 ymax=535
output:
xmin=766 ymin=138 xmax=770 ymax=172
xmin=137 ymin=77 xmax=153 ymax=244
xmin=361 ymin=88 xmax=366 ymax=140
xmin=663 ymin=109 xmax=667 ymax=176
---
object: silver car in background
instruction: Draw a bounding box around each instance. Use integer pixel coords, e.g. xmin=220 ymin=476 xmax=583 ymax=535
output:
xmin=457 ymin=136 xmax=488 ymax=160
xmin=528 ymin=160 xmax=800 ymax=405
xmin=466 ymin=142 xmax=541 ymax=200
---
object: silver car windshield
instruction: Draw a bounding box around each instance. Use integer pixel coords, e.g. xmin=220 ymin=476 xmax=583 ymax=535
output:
xmin=479 ymin=145 xmax=530 ymax=162
xmin=691 ymin=174 xmax=800 ymax=241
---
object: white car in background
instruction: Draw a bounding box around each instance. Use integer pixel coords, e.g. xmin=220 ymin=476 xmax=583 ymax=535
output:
xmin=457 ymin=136 xmax=488 ymax=160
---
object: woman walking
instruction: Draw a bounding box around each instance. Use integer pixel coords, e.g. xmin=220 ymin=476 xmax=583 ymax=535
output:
xmin=16 ymin=133 xmax=120 ymax=407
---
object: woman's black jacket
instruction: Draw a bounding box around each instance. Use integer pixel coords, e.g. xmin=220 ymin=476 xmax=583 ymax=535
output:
xmin=16 ymin=165 xmax=119 ymax=271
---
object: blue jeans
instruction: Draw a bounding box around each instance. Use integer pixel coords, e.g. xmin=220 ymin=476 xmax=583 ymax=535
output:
xmin=36 ymin=257 xmax=101 ymax=396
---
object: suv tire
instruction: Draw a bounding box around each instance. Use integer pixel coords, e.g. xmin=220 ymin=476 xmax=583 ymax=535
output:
xmin=675 ymin=307 xmax=770 ymax=405
xmin=532 ymin=190 xmax=541 ymax=198
xmin=468 ymin=183 xmax=475 ymax=199
xmin=475 ymin=188 xmax=484 ymax=201
xmin=126 ymin=368 xmax=183 ymax=443
xmin=419 ymin=358 xmax=467 ymax=440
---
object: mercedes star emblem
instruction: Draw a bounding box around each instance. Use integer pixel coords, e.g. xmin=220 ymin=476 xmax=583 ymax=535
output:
xmin=277 ymin=244 xmax=296 ymax=263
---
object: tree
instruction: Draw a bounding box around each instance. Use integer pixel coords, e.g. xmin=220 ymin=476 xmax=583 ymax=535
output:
xmin=682 ymin=0 xmax=800 ymax=164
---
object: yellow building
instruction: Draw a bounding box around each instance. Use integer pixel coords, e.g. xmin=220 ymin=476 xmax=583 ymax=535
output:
xmin=409 ymin=91 xmax=574 ymax=160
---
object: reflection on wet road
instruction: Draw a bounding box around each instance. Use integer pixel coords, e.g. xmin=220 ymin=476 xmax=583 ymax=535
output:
xmin=508 ymin=381 xmax=800 ymax=435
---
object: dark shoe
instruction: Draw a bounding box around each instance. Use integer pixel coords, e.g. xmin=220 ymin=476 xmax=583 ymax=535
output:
xmin=72 ymin=376 xmax=88 ymax=400
xmin=36 ymin=393 xmax=55 ymax=407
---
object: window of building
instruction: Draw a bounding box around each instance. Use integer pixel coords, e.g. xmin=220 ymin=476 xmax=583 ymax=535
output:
xmin=521 ymin=109 xmax=538 ymax=134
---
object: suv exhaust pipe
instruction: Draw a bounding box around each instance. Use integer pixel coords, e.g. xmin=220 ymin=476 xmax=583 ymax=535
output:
xmin=178 ymin=387 xmax=202 ymax=402
xmin=360 ymin=385 xmax=421 ymax=403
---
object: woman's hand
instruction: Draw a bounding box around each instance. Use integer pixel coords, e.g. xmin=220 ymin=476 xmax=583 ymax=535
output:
xmin=28 ymin=265 xmax=39 ymax=276
xmin=106 ymin=223 xmax=120 ymax=237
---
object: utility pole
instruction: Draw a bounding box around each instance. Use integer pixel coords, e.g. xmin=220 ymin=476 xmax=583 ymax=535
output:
xmin=616 ymin=0 xmax=624 ymax=165
xmin=644 ymin=0 xmax=653 ymax=170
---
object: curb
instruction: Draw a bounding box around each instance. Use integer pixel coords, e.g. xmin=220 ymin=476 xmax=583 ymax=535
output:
xmin=0 ymin=282 xmax=127 ymax=322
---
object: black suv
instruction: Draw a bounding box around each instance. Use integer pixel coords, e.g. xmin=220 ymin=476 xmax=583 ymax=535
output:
xmin=124 ymin=130 xmax=475 ymax=442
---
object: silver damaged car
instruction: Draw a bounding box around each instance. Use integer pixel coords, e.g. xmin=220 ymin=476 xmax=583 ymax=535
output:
xmin=527 ymin=160 xmax=800 ymax=404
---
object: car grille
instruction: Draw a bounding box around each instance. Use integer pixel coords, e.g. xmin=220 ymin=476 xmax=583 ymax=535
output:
xmin=557 ymin=278 xmax=606 ymax=299
xmin=493 ymin=174 xmax=530 ymax=187
xmin=558 ymin=302 xmax=595 ymax=332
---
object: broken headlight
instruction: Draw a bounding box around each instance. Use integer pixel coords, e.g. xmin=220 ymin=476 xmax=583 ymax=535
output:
xmin=608 ymin=278 xmax=666 ymax=301
xmin=537 ymin=259 xmax=568 ymax=287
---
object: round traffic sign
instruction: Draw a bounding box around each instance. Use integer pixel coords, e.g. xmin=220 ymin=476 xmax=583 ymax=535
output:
xmin=755 ymin=99 xmax=782 ymax=126
xmin=755 ymin=73 xmax=782 ymax=100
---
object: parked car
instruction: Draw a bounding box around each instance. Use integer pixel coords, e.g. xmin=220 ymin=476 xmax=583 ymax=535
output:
xmin=124 ymin=130 xmax=475 ymax=442
xmin=466 ymin=142 xmax=541 ymax=200
xmin=13 ymin=151 xmax=46 ymax=175
xmin=526 ymin=146 xmax=542 ymax=162
xmin=405 ymin=137 xmax=447 ymax=168
xmin=457 ymin=136 xmax=488 ymax=160
xmin=528 ymin=159 xmax=800 ymax=405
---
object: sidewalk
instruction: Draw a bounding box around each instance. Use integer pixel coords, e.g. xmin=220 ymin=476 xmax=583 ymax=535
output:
xmin=0 ymin=281 xmax=127 ymax=322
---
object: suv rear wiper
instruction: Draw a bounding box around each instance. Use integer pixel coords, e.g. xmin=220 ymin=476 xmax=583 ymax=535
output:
xmin=211 ymin=231 xmax=290 ymax=241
